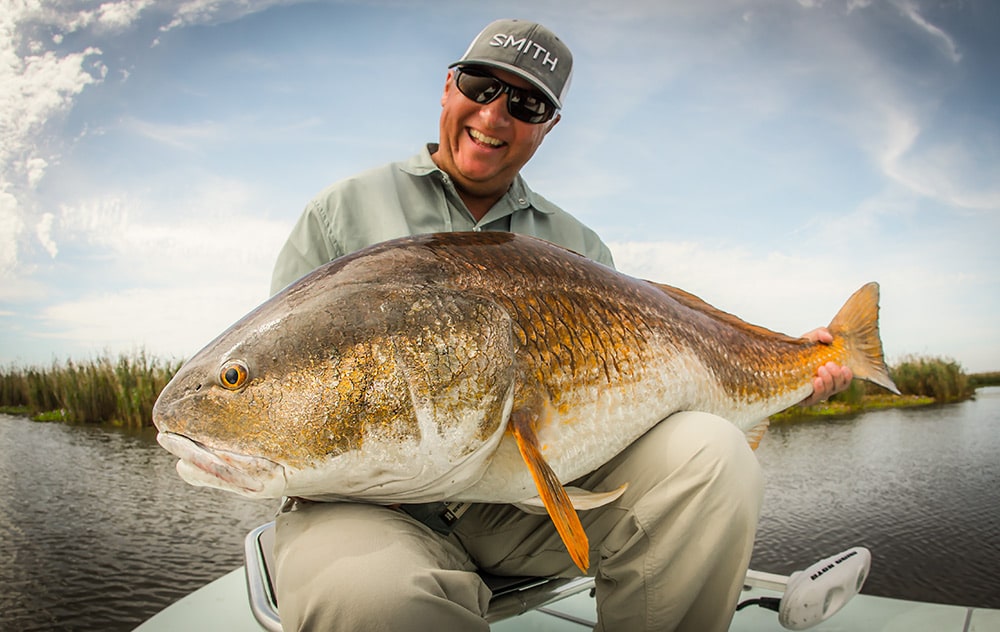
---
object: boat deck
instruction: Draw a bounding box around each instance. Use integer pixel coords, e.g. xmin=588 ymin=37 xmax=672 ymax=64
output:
xmin=136 ymin=567 xmax=1000 ymax=632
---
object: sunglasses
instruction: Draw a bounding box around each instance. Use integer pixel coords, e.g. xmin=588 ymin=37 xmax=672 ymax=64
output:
xmin=454 ymin=67 xmax=558 ymax=124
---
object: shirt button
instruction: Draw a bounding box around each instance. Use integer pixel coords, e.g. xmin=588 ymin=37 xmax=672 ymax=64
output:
xmin=517 ymin=198 xmax=527 ymax=206
xmin=441 ymin=174 xmax=451 ymax=184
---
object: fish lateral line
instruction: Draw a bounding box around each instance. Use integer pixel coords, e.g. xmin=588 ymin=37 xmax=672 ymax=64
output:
xmin=509 ymin=407 xmax=590 ymax=572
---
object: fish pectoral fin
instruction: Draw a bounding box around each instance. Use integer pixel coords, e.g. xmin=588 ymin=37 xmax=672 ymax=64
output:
xmin=515 ymin=484 xmax=629 ymax=514
xmin=509 ymin=409 xmax=590 ymax=572
xmin=746 ymin=419 xmax=770 ymax=451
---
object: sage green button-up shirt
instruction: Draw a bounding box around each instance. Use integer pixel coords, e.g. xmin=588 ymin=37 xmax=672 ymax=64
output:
xmin=270 ymin=144 xmax=614 ymax=295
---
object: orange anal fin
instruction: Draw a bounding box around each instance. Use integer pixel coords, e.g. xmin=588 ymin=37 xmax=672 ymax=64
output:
xmin=509 ymin=409 xmax=590 ymax=572
xmin=746 ymin=419 xmax=770 ymax=451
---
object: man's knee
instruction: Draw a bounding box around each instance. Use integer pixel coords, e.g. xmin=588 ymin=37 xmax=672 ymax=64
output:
xmin=666 ymin=411 xmax=764 ymax=518
xmin=273 ymin=502 xmax=489 ymax=631
xmin=669 ymin=410 xmax=761 ymax=477
xmin=624 ymin=411 xmax=764 ymax=520
xmin=285 ymin=553 xmax=484 ymax=628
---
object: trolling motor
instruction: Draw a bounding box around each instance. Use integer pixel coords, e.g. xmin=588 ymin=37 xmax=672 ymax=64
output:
xmin=739 ymin=547 xmax=872 ymax=630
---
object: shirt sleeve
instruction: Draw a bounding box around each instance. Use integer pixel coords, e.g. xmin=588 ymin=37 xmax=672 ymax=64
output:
xmin=270 ymin=200 xmax=341 ymax=295
xmin=584 ymin=233 xmax=615 ymax=269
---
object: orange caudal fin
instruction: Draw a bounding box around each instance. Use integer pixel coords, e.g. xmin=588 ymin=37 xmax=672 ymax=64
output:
xmin=509 ymin=409 xmax=590 ymax=573
xmin=828 ymin=283 xmax=900 ymax=395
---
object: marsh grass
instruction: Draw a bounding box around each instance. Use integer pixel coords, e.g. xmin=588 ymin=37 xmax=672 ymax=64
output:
xmin=888 ymin=355 xmax=972 ymax=402
xmin=774 ymin=354 xmax=977 ymax=422
xmin=0 ymin=352 xmax=181 ymax=429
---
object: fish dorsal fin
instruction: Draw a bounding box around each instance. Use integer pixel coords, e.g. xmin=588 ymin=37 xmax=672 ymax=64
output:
xmin=648 ymin=280 xmax=801 ymax=343
xmin=509 ymin=408 xmax=590 ymax=572
xmin=514 ymin=484 xmax=629 ymax=515
xmin=746 ymin=419 xmax=770 ymax=451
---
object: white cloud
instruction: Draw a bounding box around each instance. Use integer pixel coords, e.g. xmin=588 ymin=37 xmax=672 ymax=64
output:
xmin=0 ymin=46 xmax=105 ymax=169
xmin=0 ymin=0 xmax=282 ymax=282
xmin=864 ymin=105 xmax=1000 ymax=213
xmin=892 ymin=0 xmax=961 ymax=63
xmin=20 ymin=198 xmax=290 ymax=360
xmin=160 ymin=0 xmax=301 ymax=32
xmin=1 ymin=3 xmax=111 ymax=280
xmin=609 ymin=240 xmax=852 ymax=338
xmin=35 ymin=212 xmax=58 ymax=258
xmin=608 ymin=237 xmax=1000 ymax=373
xmin=25 ymin=157 xmax=48 ymax=188
xmin=123 ymin=117 xmax=228 ymax=151
xmin=96 ymin=0 xmax=154 ymax=30
xmin=0 ymin=193 xmax=26 ymax=276
xmin=36 ymin=284 xmax=269 ymax=361
xmin=10 ymin=0 xmax=153 ymax=35
xmin=53 ymin=175 xmax=289 ymax=274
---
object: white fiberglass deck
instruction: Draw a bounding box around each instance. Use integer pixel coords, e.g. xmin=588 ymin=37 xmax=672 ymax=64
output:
xmin=135 ymin=567 xmax=1000 ymax=632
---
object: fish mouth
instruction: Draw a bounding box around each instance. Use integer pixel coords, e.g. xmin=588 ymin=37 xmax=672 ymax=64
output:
xmin=156 ymin=432 xmax=286 ymax=498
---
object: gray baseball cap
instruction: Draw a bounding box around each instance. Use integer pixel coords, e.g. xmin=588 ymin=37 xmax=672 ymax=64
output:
xmin=449 ymin=19 xmax=573 ymax=109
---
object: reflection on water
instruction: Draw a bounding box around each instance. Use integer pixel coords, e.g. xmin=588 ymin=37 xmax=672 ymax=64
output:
xmin=0 ymin=417 xmax=274 ymax=631
xmin=1 ymin=388 xmax=998 ymax=630
xmin=751 ymin=386 xmax=1000 ymax=609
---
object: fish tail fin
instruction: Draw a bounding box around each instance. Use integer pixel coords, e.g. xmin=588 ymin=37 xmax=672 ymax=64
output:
xmin=829 ymin=282 xmax=900 ymax=395
xmin=509 ymin=408 xmax=590 ymax=573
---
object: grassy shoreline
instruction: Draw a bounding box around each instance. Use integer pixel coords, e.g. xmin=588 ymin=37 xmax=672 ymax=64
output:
xmin=770 ymin=393 xmax=938 ymax=423
xmin=0 ymin=352 xmax=182 ymax=429
xmin=1 ymin=352 xmax=996 ymax=429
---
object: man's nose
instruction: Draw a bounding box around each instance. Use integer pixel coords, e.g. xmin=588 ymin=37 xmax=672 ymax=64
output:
xmin=478 ymin=93 xmax=512 ymax=127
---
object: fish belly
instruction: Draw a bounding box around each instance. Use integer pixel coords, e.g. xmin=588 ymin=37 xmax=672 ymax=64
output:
xmin=453 ymin=355 xmax=717 ymax=503
xmin=287 ymin=383 xmax=516 ymax=503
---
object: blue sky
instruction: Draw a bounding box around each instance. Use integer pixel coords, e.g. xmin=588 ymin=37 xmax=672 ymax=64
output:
xmin=2 ymin=0 xmax=998 ymax=373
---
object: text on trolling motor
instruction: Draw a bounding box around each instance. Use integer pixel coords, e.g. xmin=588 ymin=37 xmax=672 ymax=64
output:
xmin=809 ymin=550 xmax=860 ymax=582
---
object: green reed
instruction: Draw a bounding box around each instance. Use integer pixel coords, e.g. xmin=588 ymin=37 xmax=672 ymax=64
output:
xmin=969 ymin=371 xmax=1000 ymax=388
xmin=0 ymin=352 xmax=182 ymax=429
xmin=884 ymin=355 xmax=973 ymax=403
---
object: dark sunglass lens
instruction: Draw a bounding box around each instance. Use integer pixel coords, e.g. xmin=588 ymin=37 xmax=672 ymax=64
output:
xmin=508 ymin=91 xmax=553 ymax=124
xmin=457 ymin=70 xmax=501 ymax=104
xmin=457 ymin=68 xmax=555 ymax=124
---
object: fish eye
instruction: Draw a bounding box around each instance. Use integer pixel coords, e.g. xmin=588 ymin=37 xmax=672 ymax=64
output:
xmin=219 ymin=360 xmax=249 ymax=390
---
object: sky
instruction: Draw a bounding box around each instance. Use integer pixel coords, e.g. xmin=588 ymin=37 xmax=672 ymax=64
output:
xmin=2 ymin=0 xmax=998 ymax=374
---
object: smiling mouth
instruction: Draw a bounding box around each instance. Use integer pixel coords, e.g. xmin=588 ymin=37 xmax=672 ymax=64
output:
xmin=468 ymin=128 xmax=504 ymax=148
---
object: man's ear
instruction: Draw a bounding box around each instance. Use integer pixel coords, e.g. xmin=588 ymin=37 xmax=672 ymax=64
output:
xmin=544 ymin=113 xmax=561 ymax=134
xmin=441 ymin=70 xmax=456 ymax=106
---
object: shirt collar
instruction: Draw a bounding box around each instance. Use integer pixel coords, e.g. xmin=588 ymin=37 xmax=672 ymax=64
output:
xmin=400 ymin=144 xmax=553 ymax=215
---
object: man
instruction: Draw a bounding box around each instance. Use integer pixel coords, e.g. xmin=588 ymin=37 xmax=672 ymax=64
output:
xmin=270 ymin=19 xmax=851 ymax=632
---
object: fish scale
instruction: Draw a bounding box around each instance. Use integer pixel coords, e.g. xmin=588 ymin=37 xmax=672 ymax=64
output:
xmin=153 ymin=231 xmax=898 ymax=572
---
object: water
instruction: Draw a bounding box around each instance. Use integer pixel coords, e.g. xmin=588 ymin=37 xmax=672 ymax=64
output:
xmin=1 ymin=389 xmax=998 ymax=631
xmin=751 ymin=386 xmax=1000 ymax=609
xmin=0 ymin=418 xmax=274 ymax=631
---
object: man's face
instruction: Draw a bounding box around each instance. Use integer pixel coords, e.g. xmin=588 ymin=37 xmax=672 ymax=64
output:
xmin=433 ymin=67 xmax=560 ymax=202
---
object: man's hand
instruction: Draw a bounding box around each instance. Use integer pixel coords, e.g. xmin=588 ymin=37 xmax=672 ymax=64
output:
xmin=799 ymin=328 xmax=854 ymax=406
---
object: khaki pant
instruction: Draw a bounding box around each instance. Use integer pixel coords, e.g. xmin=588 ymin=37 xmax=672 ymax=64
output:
xmin=273 ymin=411 xmax=764 ymax=631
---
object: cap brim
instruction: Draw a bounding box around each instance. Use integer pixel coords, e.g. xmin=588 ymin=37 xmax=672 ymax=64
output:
xmin=448 ymin=60 xmax=562 ymax=109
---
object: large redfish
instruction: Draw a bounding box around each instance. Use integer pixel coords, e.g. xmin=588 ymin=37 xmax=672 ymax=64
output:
xmin=153 ymin=231 xmax=897 ymax=572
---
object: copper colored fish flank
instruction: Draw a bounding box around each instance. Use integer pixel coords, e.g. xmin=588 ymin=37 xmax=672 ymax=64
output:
xmin=153 ymin=231 xmax=898 ymax=572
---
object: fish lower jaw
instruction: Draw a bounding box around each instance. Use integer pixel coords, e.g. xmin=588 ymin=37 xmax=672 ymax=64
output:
xmin=156 ymin=432 xmax=286 ymax=498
